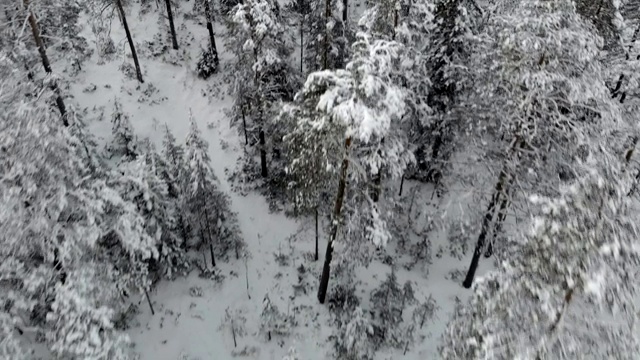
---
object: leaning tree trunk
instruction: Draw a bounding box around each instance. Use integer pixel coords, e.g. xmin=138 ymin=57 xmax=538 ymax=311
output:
xmin=461 ymin=167 xmax=508 ymax=289
xmin=203 ymin=0 xmax=219 ymax=66
xmin=24 ymin=0 xmax=68 ymax=126
xmin=318 ymin=137 xmax=352 ymax=304
xmin=484 ymin=174 xmax=515 ymax=258
xmin=259 ymin=127 xmax=268 ymax=177
xmin=116 ymin=0 xmax=144 ymax=83
xmin=314 ymin=206 xmax=319 ymax=261
xmin=462 ymin=138 xmax=522 ymax=289
xmin=164 ymin=0 xmax=178 ymax=49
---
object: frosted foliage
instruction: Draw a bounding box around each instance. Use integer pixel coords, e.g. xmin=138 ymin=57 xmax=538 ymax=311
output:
xmin=282 ymin=346 xmax=299 ymax=360
xmin=46 ymin=268 xmax=130 ymax=360
xmin=441 ymin=167 xmax=640 ymax=359
xmin=342 ymin=307 xmax=374 ymax=360
xmin=0 ymin=313 xmax=26 ymax=360
xmin=299 ymin=32 xmax=414 ymax=179
xmin=185 ymin=116 xmax=218 ymax=197
xmin=312 ymin=33 xmax=405 ymax=144
xmin=0 ymin=53 xmax=153 ymax=357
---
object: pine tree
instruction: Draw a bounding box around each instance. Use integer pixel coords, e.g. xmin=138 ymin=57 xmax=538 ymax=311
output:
xmin=462 ymin=0 xmax=625 ymax=287
xmin=164 ymin=0 xmax=179 ymax=49
xmin=184 ymin=115 xmax=221 ymax=267
xmin=441 ymin=164 xmax=640 ymax=359
xmin=110 ymin=98 xmax=138 ymax=160
xmin=281 ymin=32 xmax=413 ymax=303
xmin=226 ymin=0 xmax=298 ymax=177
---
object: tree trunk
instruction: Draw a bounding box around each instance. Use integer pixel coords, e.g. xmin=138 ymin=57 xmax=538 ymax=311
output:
xmin=116 ymin=0 xmax=144 ymax=83
xmin=484 ymin=180 xmax=513 ymax=258
xmin=144 ymin=288 xmax=155 ymax=315
xmin=315 ymin=206 xmax=319 ymax=261
xmin=300 ymin=4 xmax=304 ymax=73
xmin=231 ymin=320 xmax=237 ymax=347
xmin=241 ymin=106 xmax=248 ymax=145
xmin=164 ymin=0 xmax=178 ymax=50
xmin=398 ymin=174 xmax=405 ymax=196
xmin=463 ymin=138 xmax=522 ymax=288
xmin=322 ymin=0 xmax=331 ymax=70
xmin=461 ymin=171 xmax=505 ymax=289
xmin=259 ymin=127 xmax=268 ymax=177
xmin=25 ymin=0 xmax=68 ymax=126
xmin=317 ymin=137 xmax=352 ymax=304
xmin=203 ymin=205 xmax=216 ymax=267
xmin=342 ymin=0 xmax=347 ymax=23
xmin=204 ymin=0 xmax=219 ymax=66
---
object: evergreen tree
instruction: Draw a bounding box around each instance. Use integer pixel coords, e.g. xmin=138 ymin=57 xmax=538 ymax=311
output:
xmin=441 ymin=164 xmax=640 ymax=359
xmin=184 ymin=115 xmax=221 ymax=267
xmin=226 ymin=0 xmax=298 ymax=177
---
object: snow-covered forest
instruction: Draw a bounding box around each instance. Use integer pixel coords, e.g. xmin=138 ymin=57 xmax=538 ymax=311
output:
xmin=2 ymin=0 xmax=640 ymax=358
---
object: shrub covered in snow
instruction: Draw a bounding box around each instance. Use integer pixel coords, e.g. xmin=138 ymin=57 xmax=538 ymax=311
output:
xmin=196 ymin=49 xmax=219 ymax=79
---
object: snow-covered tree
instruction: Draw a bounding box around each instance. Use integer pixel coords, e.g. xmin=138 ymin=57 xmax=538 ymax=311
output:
xmin=226 ymin=0 xmax=298 ymax=177
xmin=302 ymin=0 xmax=349 ymax=72
xmin=184 ymin=116 xmax=222 ymax=266
xmin=335 ymin=307 xmax=374 ymax=360
xmin=110 ymin=98 xmax=138 ymax=159
xmin=281 ymin=32 xmax=413 ymax=302
xmin=0 ymin=52 xmax=156 ymax=357
xmin=369 ymin=270 xmax=407 ymax=347
xmin=441 ymin=164 xmax=640 ymax=359
xmin=461 ymin=0 xmax=627 ymax=287
xmin=419 ymin=0 xmax=482 ymax=183
xmin=260 ymin=294 xmax=293 ymax=341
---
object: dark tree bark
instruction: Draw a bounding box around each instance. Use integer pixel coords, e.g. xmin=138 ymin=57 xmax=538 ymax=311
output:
xmin=204 ymin=0 xmax=219 ymax=66
xmin=484 ymin=176 xmax=515 ymax=258
xmin=318 ymin=137 xmax=352 ymax=304
xmin=203 ymin=204 xmax=216 ymax=267
xmin=461 ymin=169 xmax=506 ymax=289
xmin=164 ymin=0 xmax=178 ymax=50
xmin=398 ymin=173 xmax=405 ymax=196
xmin=116 ymin=0 xmax=144 ymax=83
xmin=25 ymin=0 xmax=68 ymax=126
xmin=259 ymin=127 xmax=268 ymax=177
xmin=322 ymin=0 xmax=331 ymax=70
xmin=242 ymin=106 xmax=248 ymax=145
xmin=342 ymin=0 xmax=347 ymax=23
xmin=144 ymin=288 xmax=155 ymax=315
xmin=300 ymin=0 xmax=304 ymax=73
xmin=463 ymin=138 xmax=522 ymax=288
xmin=314 ymin=206 xmax=319 ymax=261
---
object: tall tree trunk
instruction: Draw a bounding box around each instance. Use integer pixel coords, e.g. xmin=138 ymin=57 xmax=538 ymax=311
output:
xmin=259 ymin=127 xmax=268 ymax=177
xmin=315 ymin=206 xmax=319 ymax=261
xmin=300 ymin=3 xmax=304 ymax=73
xmin=144 ymin=288 xmax=155 ymax=315
xmin=463 ymin=138 xmax=522 ymax=288
xmin=484 ymin=175 xmax=515 ymax=258
xmin=164 ymin=0 xmax=178 ymax=49
xmin=25 ymin=0 xmax=68 ymax=126
xmin=241 ymin=106 xmax=248 ymax=145
xmin=322 ymin=0 xmax=331 ymax=70
xmin=398 ymin=174 xmax=405 ymax=196
xmin=116 ymin=0 xmax=144 ymax=83
xmin=318 ymin=137 xmax=352 ymax=304
xmin=204 ymin=0 xmax=219 ymax=66
xmin=203 ymin=205 xmax=216 ymax=267
xmin=342 ymin=0 xmax=347 ymax=23
xmin=461 ymin=169 xmax=507 ymax=289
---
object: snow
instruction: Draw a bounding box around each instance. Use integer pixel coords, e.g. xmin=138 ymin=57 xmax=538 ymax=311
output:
xmin=61 ymin=1 xmax=493 ymax=359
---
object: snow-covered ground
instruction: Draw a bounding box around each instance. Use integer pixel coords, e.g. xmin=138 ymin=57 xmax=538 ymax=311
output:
xmin=65 ymin=2 xmax=494 ymax=358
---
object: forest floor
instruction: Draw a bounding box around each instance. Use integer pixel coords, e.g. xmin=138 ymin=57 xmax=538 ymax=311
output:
xmin=65 ymin=1 xmax=495 ymax=359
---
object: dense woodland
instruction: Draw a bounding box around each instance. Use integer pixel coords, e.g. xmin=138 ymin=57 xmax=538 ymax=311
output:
xmin=1 ymin=0 xmax=640 ymax=358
